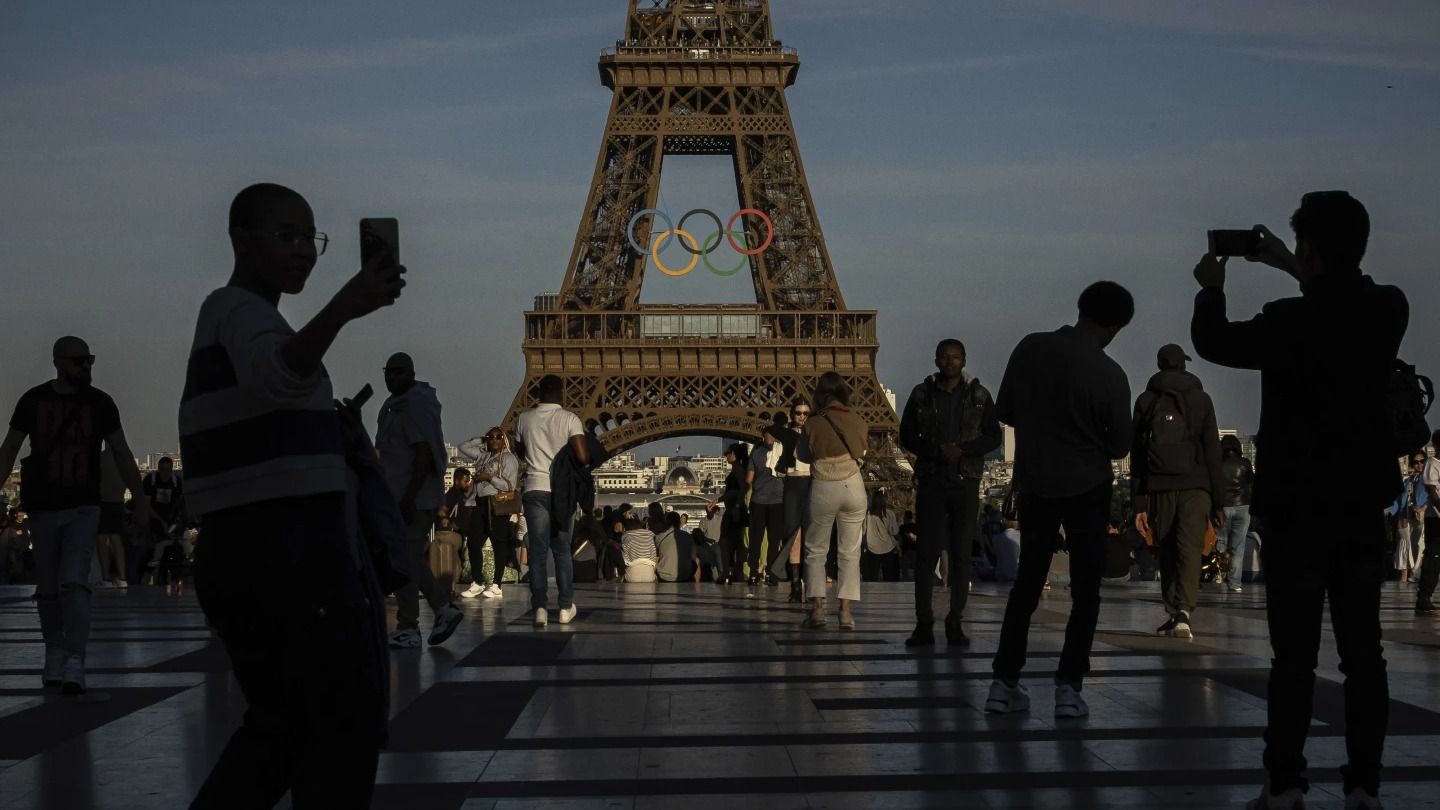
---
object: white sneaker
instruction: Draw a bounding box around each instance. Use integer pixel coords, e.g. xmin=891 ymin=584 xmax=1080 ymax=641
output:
xmin=1230 ymin=583 xmax=1243 ymax=593
xmin=533 ymin=607 xmax=548 ymax=627
xmin=1173 ymin=612 xmax=1193 ymax=640
xmin=61 ymin=654 xmax=86 ymax=695
xmin=460 ymin=582 xmax=487 ymax=599
xmin=1246 ymin=785 xmax=1306 ymax=809
xmin=388 ymin=627 xmax=421 ymax=649
xmin=559 ymin=603 xmax=578 ymax=624
xmin=428 ymin=604 xmax=464 ymax=646
xmin=1344 ymin=788 xmax=1382 ymax=809
xmin=483 ymin=584 xmax=503 ymax=599
xmin=984 ymin=679 xmax=1030 ymax=714
xmin=116 ymin=579 xmax=128 ymax=589
xmin=43 ymin=647 xmax=66 ymax=688
xmin=1054 ymin=683 xmax=1089 ymax=719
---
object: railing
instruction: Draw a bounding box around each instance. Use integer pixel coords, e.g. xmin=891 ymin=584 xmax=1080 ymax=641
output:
xmin=601 ymin=43 xmax=797 ymax=59
xmin=523 ymin=308 xmax=877 ymax=346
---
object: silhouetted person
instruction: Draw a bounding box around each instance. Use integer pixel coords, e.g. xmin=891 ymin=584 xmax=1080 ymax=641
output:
xmin=0 ymin=336 xmax=150 ymax=694
xmin=1191 ymin=191 xmax=1405 ymax=810
xmin=987 ymin=281 xmax=1134 ymax=721
xmin=514 ymin=374 xmax=588 ymax=626
xmin=1131 ymin=343 xmax=1224 ymax=640
xmin=900 ymin=338 xmax=1001 ymax=648
xmin=180 ymin=183 xmax=404 ymax=808
xmin=377 ymin=352 xmax=463 ymax=648
xmin=710 ymin=443 xmax=749 ymax=584
xmin=772 ymin=399 xmax=812 ymax=601
xmin=746 ymin=425 xmax=785 ymax=589
xmin=1218 ymin=435 xmax=1255 ymax=591
xmin=1419 ymin=435 xmax=1440 ymax=613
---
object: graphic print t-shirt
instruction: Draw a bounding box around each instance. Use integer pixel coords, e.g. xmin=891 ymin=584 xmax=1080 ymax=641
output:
xmin=9 ymin=383 xmax=122 ymax=511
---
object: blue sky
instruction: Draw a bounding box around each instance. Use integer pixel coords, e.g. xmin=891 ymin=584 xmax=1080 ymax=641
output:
xmin=3 ymin=1 xmax=1438 ymax=456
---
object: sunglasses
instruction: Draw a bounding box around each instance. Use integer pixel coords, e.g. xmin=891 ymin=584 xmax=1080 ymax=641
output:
xmin=58 ymin=355 xmax=96 ymax=367
xmin=793 ymin=410 xmax=811 ymax=416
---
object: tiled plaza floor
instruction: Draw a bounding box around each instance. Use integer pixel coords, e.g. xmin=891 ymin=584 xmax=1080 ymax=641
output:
xmin=2 ymin=577 xmax=1439 ymax=809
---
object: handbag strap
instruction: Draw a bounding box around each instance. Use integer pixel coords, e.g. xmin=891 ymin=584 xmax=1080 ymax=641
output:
xmin=819 ymin=410 xmax=862 ymax=462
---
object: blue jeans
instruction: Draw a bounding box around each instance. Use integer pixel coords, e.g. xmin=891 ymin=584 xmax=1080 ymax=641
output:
xmin=1222 ymin=505 xmax=1251 ymax=583
xmin=29 ymin=506 xmax=100 ymax=658
xmin=522 ymin=491 xmax=573 ymax=611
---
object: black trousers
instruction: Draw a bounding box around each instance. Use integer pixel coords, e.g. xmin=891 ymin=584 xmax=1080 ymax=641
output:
xmin=748 ymin=501 xmax=785 ymax=576
xmin=1417 ymin=515 xmax=1440 ymax=606
xmin=1260 ymin=508 xmax=1388 ymax=796
xmin=914 ymin=481 xmax=980 ymax=624
xmin=192 ymin=493 xmax=386 ymax=809
xmin=862 ymin=549 xmax=900 ymax=581
xmin=993 ymin=481 xmax=1110 ymax=686
xmin=721 ymin=513 xmax=747 ymax=580
xmin=468 ymin=497 xmax=516 ymax=586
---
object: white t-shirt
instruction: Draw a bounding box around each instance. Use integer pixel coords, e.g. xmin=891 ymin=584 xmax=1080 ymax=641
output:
xmin=515 ymin=403 xmax=585 ymax=493
xmin=1424 ymin=456 xmax=1440 ymax=518
xmin=864 ymin=509 xmax=899 ymax=555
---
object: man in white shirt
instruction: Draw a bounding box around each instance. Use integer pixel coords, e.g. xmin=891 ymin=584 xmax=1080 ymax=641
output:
xmin=514 ymin=374 xmax=588 ymax=627
xmin=1418 ymin=433 xmax=1440 ymax=613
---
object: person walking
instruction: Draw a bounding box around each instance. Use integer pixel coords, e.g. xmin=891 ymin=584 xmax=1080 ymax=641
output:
xmin=1218 ymin=435 xmax=1256 ymax=591
xmin=1385 ymin=453 xmax=1427 ymax=586
xmin=514 ymin=374 xmax=589 ymax=627
xmin=376 ymin=352 xmax=463 ymax=648
xmin=178 ymin=183 xmax=404 ymax=807
xmin=899 ymin=338 xmax=1002 ymax=648
xmin=710 ymin=444 xmax=749 ymax=584
xmin=1191 ymin=191 xmax=1406 ymax=810
xmin=986 ymin=281 xmax=1135 ymax=721
xmin=1418 ymin=438 xmax=1440 ymax=614
xmin=0 ymin=336 xmax=151 ymax=694
xmin=772 ymin=400 xmax=812 ymax=601
xmin=797 ymin=372 xmax=869 ymax=630
xmin=1131 ymin=344 xmax=1225 ymax=640
xmin=458 ymin=428 xmax=520 ymax=599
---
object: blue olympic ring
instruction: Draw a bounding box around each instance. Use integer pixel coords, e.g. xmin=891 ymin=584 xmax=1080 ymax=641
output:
xmin=625 ymin=207 xmax=774 ymax=277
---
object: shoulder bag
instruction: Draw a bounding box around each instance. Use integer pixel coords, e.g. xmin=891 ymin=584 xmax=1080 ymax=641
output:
xmin=491 ymin=453 xmax=523 ymax=516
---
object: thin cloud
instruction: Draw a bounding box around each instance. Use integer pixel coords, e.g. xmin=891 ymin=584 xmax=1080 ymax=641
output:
xmin=819 ymin=50 xmax=1080 ymax=83
xmin=1238 ymin=46 xmax=1440 ymax=74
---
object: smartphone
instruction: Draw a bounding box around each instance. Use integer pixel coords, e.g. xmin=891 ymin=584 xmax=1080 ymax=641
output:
xmin=360 ymin=218 xmax=399 ymax=269
xmin=1207 ymin=228 xmax=1262 ymax=258
xmin=350 ymin=383 xmax=374 ymax=409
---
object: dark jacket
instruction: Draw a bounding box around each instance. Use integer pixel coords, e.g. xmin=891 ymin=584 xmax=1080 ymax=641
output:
xmin=548 ymin=434 xmax=610 ymax=541
xmin=1192 ymin=273 xmax=1407 ymax=518
xmin=900 ymin=373 xmax=1002 ymax=485
xmin=1220 ymin=454 xmax=1254 ymax=508
xmin=1130 ymin=369 xmax=1224 ymax=512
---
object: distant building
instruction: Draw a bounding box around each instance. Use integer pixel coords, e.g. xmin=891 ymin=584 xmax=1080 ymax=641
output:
xmin=1002 ymin=425 xmax=1016 ymax=464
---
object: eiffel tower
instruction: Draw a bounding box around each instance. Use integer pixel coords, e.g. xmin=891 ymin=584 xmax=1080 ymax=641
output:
xmin=505 ymin=0 xmax=905 ymax=484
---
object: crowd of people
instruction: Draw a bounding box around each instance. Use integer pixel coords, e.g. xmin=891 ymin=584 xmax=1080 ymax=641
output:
xmin=0 ymin=184 xmax=1426 ymax=810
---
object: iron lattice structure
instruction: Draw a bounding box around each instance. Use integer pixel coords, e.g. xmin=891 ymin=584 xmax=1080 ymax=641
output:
xmin=505 ymin=0 xmax=907 ymax=487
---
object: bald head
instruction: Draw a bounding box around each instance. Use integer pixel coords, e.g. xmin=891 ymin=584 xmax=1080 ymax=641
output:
xmin=51 ymin=336 xmax=94 ymax=389
xmin=383 ymin=352 xmax=417 ymax=395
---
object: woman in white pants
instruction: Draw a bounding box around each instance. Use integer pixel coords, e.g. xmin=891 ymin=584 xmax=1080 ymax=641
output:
xmin=797 ymin=372 xmax=870 ymax=630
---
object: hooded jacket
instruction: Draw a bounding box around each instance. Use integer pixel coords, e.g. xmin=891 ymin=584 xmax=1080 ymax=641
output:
xmin=1219 ymin=435 xmax=1254 ymax=508
xmin=376 ymin=381 xmax=446 ymax=511
xmin=1193 ymin=273 xmax=1407 ymax=518
xmin=900 ymin=372 xmax=1001 ymax=485
xmin=1129 ymin=369 xmax=1224 ymax=513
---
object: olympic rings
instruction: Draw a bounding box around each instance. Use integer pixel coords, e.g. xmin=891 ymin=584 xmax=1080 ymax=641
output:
xmin=625 ymin=207 xmax=774 ymax=277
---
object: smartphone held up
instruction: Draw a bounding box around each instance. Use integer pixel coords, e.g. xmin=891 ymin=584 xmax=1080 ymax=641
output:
xmin=1207 ymin=227 xmax=1262 ymax=258
xmin=360 ymin=218 xmax=400 ymax=270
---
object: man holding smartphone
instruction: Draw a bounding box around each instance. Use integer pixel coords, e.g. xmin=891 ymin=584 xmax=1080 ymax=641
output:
xmin=180 ymin=183 xmax=405 ymax=808
xmin=1192 ymin=191 xmax=1405 ymax=810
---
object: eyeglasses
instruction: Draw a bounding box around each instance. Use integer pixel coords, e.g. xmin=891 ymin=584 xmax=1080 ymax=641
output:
xmin=57 ymin=355 xmax=95 ymax=367
xmin=255 ymin=228 xmax=328 ymax=255
xmin=485 ymin=434 xmax=505 ymax=441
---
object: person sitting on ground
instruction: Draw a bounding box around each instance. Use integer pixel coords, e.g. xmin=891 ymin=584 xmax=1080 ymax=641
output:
xmin=655 ymin=505 xmax=681 ymax=582
xmin=621 ymin=507 xmax=659 ymax=583
xmin=993 ymin=520 xmax=1022 ymax=583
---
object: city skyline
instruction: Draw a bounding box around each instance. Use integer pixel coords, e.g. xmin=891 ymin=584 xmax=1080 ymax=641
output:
xmin=4 ymin=2 xmax=1439 ymax=455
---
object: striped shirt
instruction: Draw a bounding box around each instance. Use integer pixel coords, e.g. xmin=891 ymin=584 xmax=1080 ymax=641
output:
xmin=179 ymin=286 xmax=347 ymax=516
xmin=622 ymin=528 xmax=658 ymax=564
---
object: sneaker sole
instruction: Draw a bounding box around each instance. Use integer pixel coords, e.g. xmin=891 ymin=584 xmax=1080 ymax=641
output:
xmin=1174 ymin=627 xmax=1193 ymax=640
xmin=1055 ymin=706 xmax=1089 ymax=719
xmin=429 ymin=614 xmax=463 ymax=646
xmin=984 ymin=698 xmax=1030 ymax=714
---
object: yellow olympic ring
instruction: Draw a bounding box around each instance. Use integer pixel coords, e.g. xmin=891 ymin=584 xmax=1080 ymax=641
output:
xmin=650 ymin=229 xmax=701 ymax=276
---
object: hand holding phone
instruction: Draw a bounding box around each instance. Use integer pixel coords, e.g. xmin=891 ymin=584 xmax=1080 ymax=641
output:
xmin=330 ymin=220 xmax=405 ymax=322
xmin=360 ymin=218 xmax=399 ymax=269
xmin=350 ymin=383 xmax=374 ymax=409
xmin=1207 ymin=228 xmax=1262 ymax=258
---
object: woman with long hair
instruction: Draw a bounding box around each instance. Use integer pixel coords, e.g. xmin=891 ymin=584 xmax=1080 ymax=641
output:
xmin=863 ymin=491 xmax=900 ymax=582
xmin=710 ymin=443 xmax=750 ymax=584
xmin=1389 ymin=452 xmax=1430 ymax=584
xmin=797 ymin=372 xmax=870 ymax=629
xmin=457 ymin=427 xmax=520 ymax=599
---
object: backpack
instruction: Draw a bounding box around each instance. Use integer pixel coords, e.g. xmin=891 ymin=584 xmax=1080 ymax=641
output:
xmin=1142 ymin=390 xmax=1199 ymax=476
xmin=1386 ymin=359 xmax=1433 ymax=454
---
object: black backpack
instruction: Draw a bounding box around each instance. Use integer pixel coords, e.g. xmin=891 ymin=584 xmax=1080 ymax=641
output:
xmin=1386 ymin=359 xmax=1434 ymax=454
xmin=1142 ymin=390 xmax=1199 ymax=476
